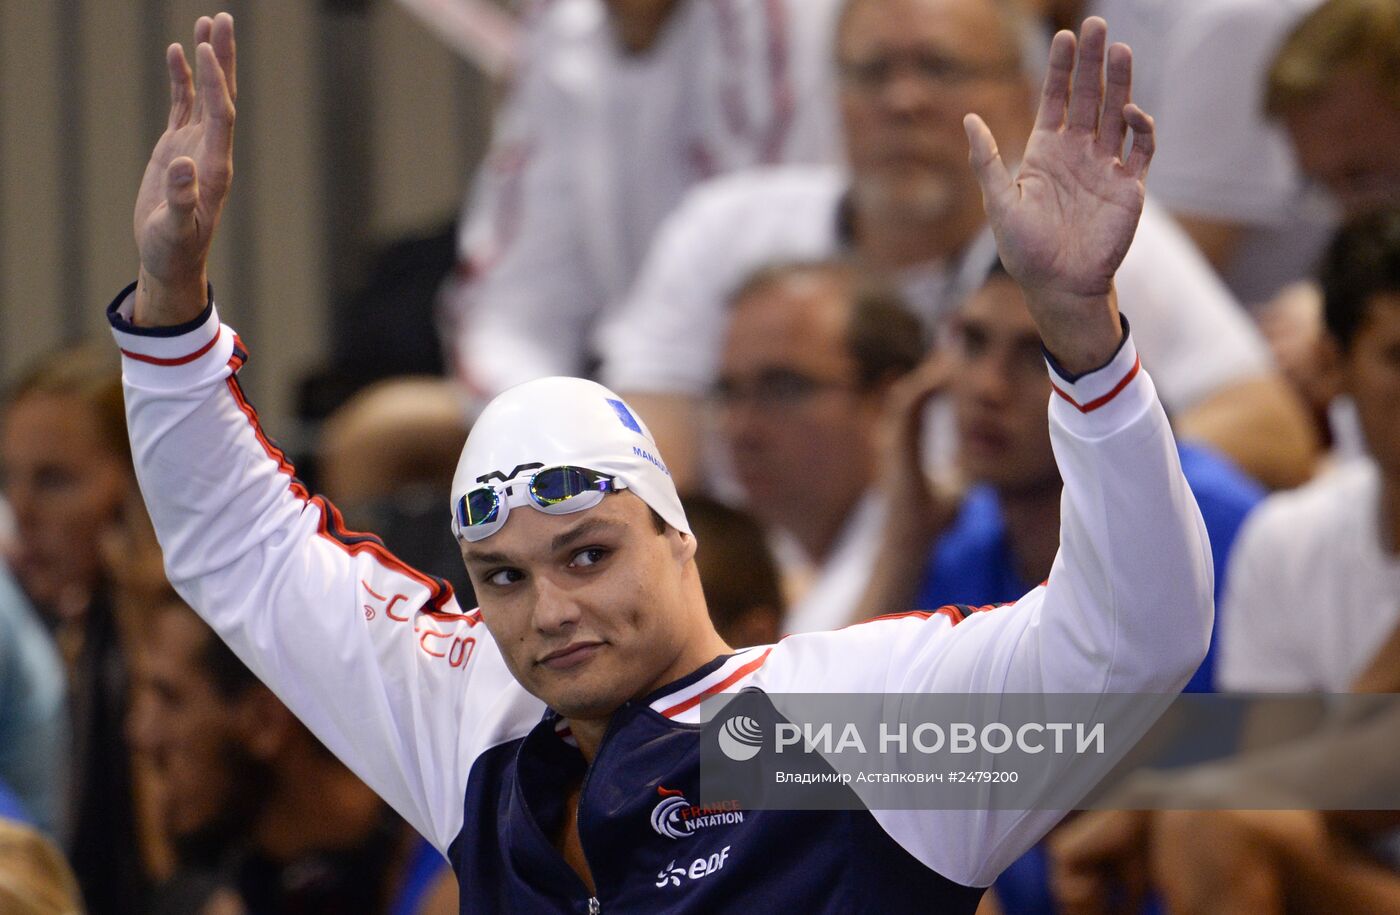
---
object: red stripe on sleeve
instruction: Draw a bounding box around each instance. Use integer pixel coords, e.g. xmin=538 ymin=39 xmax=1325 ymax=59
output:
xmin=223 ymin=341 xmax=458 ymax=613
xmin=1049 ymin=355 xmax=1142 ymax=414
xmin=120 ymin=327 xmax=222 ymax=366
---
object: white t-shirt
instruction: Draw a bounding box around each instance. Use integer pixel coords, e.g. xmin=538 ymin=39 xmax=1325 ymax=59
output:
xmin=598 ymin=164 xmax=1274 ymax=416
xmin=774 ymin=491 xmax=886 ymax=636
xmin=447 ymin=0 xmax=844 ymax=395
xmin=1090 ymin=0 xmax=1335 ymax=307
xmin=1219 ymin=460 xmax=1400 ymax=692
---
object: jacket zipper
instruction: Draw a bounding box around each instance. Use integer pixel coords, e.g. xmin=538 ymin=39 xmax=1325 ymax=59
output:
xmin=577 ymin=704 xmax=632 ymax=914
xmin=581 ymin=796 xmax=602 ymax=914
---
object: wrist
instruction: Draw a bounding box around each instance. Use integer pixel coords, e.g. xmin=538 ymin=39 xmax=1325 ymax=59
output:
xmin=135 ymin=267 xmax=209 ymax=328
xmin=1027 ymin=289 xmax=1123 ymax=376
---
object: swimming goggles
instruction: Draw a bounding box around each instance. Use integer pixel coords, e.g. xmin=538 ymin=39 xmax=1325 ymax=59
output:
xmin=454 ymin=465 xmax=628 ymax=543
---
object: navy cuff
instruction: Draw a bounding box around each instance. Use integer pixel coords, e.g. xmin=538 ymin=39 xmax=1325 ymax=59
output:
xmin=1041 ymin=314 xmax=1132 ymax=383
xmin=105 ymin=280 xmax=215 ymax=338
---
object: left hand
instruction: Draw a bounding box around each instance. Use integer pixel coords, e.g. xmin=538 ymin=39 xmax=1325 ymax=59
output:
xmin=964 ymin=18 xmax=1153 ymax=374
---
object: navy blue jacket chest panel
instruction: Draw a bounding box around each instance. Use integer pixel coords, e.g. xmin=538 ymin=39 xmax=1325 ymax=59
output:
xmin=448 ymin=694 xmax=984 ymax=913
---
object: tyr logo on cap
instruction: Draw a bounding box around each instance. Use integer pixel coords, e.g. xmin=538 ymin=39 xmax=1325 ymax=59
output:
xmin=475 ymin=462 xmax=545 ymax=485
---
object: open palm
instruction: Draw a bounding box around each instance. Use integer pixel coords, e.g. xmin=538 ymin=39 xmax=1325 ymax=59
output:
xmin=133 ymin=14 xmax=236 ymax=311
xmin=964 ymin=18 xmax=1153 ymax=369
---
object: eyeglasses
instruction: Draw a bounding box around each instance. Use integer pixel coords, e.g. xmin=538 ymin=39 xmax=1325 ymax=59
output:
xmin=453 ymin=466 xmax=628 ymax=543
xmin=839 ymin=50 xmax=1020 ymax=92
xmin=712 ymin=370 xmax=853 ymax=411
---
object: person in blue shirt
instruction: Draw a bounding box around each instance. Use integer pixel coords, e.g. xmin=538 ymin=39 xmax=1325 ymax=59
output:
xmin=857 ymin=265 xmax=1266 ymax=915
xmin=0 ymin=560 xmax=69 ymax=838
xmin=917 ymin=267 xmax=1265 ymax=692
xmin=861 ymin=264 xmax=1264 ymax=692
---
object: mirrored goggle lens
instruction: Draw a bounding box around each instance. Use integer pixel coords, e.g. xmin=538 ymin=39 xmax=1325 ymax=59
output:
xmin=530 ymin=467 xmax=606 ymax=506
xmin=458 ymin=488 xmax=501 ymax=528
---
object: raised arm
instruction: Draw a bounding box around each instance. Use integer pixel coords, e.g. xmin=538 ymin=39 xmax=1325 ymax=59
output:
xmin=762 ymin=20 xmax=1214 ymax=886
xmin=952 ymin=32 xmax=1212 ymax=690
xmin=116 ymin=14 xmax=540 ymax=853
xmin=921 ymin=19 xmax=1212 ymax=880
xmin=941 ymin=16 xmax=1213 ymax=691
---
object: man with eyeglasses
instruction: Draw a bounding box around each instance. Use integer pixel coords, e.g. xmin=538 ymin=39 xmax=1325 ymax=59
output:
xmin=714 ymin=261 xmax=925 ymax=634
xmin=597 ymin=0 xmax=1318 ymax=491
xmin=113 ymin=11 xmax=1210 ymax=912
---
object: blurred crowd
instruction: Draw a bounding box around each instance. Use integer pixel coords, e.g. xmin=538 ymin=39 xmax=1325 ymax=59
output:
xmin=1 ymin=0 xmax=1398 ymax=912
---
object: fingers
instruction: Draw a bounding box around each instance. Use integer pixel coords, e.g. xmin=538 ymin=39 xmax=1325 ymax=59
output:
xmin=165 ymin=157 xmax=200 ymax=221
xmin=191 ymin=17 xmax=214 ymax=123
xmin=195 ymin=42 xmax=236 ymax=152
xmin=880 ymin=354 xmax=948 ymax=495
xmin=1123 ymin=103 xmax=1155 ymax=178
xmin=909 ymin=351 xmax=951 ymax=397
xmin=889 ymin=355 xmax=949 ymax=446
xmin=211 ymin=12 xmax=237 ymax=102
xmin=166 ymin=44 xmax=194 ymax=131
xmin=1066 ymin=17 xmax=1107 ymax=133
xmin=896 ymin=354 xmax=952 ymax=419
xmin=1096 ymin=43 xmax=1132 ymax=157
xmin=174 ymin=13 xmax=235 ymax=133
xmin=1034 ymin=30 xmax=1075 ymax=131
xmin=963 ymin=113 xmax=1014 ymax=219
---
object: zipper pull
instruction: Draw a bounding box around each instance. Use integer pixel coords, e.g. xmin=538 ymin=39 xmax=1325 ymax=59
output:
xmin=588 ymin=897 xmax=601 ymax=914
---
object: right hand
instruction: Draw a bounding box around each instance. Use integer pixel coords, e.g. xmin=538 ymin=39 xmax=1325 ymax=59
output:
xmin=851 ymin=355 xmax=963 ymax=624
xmin=876 ymin=355 xmax=961 ymax=547
xmin=133 ymin=13 xmax=237 ymax=327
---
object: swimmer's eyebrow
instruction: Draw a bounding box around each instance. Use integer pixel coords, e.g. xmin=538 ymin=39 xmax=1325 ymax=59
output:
xmin=460 ymin=547 xmax=513 ymax=566
xmin=551 ymin=517 xmax=627 ymax=554
xmin=460 ymin=517 xmax=628 ymax=566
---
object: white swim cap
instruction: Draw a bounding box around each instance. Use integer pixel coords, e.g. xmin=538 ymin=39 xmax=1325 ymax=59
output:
xmin=450 ymin=377 xmax=690 ymax=540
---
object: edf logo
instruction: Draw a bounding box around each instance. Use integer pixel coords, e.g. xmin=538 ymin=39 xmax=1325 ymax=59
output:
xmin=655 ymin=847 xmax=732 ymax=888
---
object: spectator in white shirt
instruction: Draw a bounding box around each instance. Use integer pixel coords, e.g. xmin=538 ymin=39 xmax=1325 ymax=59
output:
xmin=1051 ymin=208 xmax=1400 ymax=915
xmin=598 ymin=0 xmax=1319 ymax=491
xmin=1257 ymin=0 xmax=1400 ymax=450
xmin=1218 ymin=210 xmax=1400 ymax=695
xmin=445 ymin=0 xmax=844 ymax=398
